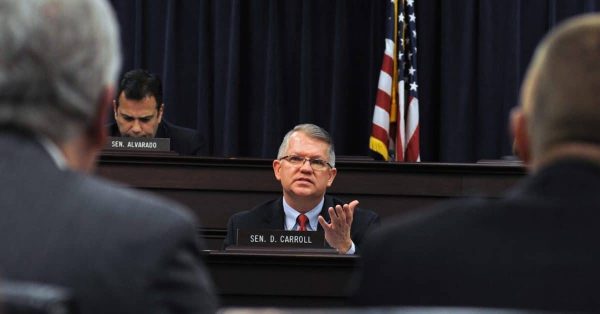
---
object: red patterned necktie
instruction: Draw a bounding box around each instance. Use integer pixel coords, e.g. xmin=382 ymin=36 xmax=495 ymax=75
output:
xmin=297 ymin=214 xmax=308 ymax=231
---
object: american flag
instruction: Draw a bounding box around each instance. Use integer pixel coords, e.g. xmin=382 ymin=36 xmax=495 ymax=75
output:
xmin=369 ymin=0 xmax=420 ymax=162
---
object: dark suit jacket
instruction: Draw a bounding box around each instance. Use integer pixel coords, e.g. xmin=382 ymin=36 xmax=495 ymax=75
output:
xmin=108 ymin=120 xmax=207 ymax=156
xmin=0 ymin=132 xmax=216 ymax=314
xmin=353 ymin=159 xmax=600 ymax=312
xmin=224 ymin=195 xmax=380 ymax=252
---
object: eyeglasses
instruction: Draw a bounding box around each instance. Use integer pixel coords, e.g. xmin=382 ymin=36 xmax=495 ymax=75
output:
xmin=279 ymin=155 xmax=332 ymax=171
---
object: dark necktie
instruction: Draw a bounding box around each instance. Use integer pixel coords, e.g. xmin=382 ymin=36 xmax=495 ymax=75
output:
xmin=297 ymin=214 xmax=308 ymax=231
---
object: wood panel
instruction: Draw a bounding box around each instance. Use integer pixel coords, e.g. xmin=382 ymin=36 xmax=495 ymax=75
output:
xmin=205 ymin=250 xmax=356 ymax=307
xmin=96 ymin=153 xmax=526 ymax=250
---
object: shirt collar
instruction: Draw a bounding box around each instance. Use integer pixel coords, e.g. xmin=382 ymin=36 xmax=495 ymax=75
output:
xmin=37 ymin=136 xmax=68 ymax=170
xmin=282 ymin=197 xmax=324 ymax=231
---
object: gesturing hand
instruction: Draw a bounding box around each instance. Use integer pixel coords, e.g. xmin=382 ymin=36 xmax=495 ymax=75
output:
xmin=318 ymin=200 xmax=359 ymax=254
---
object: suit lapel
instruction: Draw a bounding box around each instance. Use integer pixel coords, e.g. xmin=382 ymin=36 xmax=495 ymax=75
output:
xmin=267 ymin=197 xmax=287 ymax=229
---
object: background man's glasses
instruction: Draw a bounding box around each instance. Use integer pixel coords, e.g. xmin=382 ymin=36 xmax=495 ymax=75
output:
xmin=279 ymin=155 xmax=332 ymax=171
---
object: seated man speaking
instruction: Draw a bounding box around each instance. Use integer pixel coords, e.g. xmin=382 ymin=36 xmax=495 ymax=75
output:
xmin=225 ymin=123 xmax=380 ymax=254
xmin=109 ymin=69 xmax=207 ymax=156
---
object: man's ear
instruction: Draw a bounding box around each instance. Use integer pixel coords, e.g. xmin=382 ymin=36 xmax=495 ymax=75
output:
xmin=510 ymin=108 xmax=531 ymax=164
xmin=273 ymin=159 xmax=282 ymax=181
xmin=112 ymin=99 xmax=118 ymax=119
xmin=327 ymin=167 xmax=337 ymax=187
xmin=157 ymin=103 xmax=164 ymax=123
xmin=88 ymin=86 xmax=114 ymax=150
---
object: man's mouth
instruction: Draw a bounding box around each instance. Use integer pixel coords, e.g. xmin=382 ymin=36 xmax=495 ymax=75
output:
xmin=295 ymin=177 xmax=313 ymax=184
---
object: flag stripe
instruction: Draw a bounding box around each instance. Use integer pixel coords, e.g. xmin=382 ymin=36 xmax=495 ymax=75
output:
xmin=384 ymin=38 xmax=395 ymax=58
xmin=372 ymin=105 xmax=391 ymax=131
xmin=376 ymin=70 xmax=393 ymax=100
xmin=405 ymin=125 xmax=420 ymax=162
xmin=406 ymin=97 xmax=419 ymax=138
xmin=371 ymin=123 xmax=389 ymax=143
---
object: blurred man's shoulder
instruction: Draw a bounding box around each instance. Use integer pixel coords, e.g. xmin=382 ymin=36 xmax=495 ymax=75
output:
xmin=71 ymin=172 xmax=196 ymax=228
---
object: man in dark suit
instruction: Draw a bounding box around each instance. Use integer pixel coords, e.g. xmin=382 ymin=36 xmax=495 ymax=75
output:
xmin=225 ymin=124 xmax=380 ymax=254
xmin=352 ymin=14 xmax=600 ymax=312
xmin=0 ymin=0 xmax=216 ymax=313
xmin=109 ymin=69 xmax=207 ymax=156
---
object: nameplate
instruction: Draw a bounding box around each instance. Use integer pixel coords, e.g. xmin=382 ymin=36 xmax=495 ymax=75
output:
xmin=236 ymin=229 xmax=326 ymax=249
xmin=105 ymin=137 xmax=171 ymax=152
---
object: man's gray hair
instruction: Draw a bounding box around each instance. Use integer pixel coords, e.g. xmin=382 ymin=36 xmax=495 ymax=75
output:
xmin=277 ymin=123 xmax=336 ymax=167
xmin=0 ymin=0 xmax=121 ymax=142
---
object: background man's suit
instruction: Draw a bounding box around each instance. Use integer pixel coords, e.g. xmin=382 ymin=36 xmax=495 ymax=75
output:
xmin=353 ymin=159 xmax=600 ymax=312
xmin=108 ymin=120 xmax=207 ymax=156
xmin=0 ymin=133 xmax=216 ymax=314
xmin=224 ymin=195 xmax=380 ymax=250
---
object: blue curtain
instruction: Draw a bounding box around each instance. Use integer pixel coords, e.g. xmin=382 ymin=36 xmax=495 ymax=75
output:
xmin=109 ymin=0 xmax=600 ymax=162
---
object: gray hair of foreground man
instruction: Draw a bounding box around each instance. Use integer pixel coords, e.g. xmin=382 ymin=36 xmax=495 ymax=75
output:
xmin=277 ymin=123 xmax=336 ymax=167
xmin=519 ymin=14 xmax=600 ymax=161
xmin=0 ymin=0 xmax=121 ymax=142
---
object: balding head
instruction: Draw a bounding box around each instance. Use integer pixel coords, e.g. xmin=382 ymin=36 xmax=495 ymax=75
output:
xmin=515 ymin=14 xmax=600 ymax=166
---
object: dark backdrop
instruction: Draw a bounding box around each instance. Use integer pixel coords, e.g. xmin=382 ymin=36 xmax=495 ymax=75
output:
xmin=108 ymin=0 xmax=600 ymax=162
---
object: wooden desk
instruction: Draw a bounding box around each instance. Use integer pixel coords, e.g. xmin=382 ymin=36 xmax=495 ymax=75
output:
xmin=96 ymin=154 xmax=526 ymax=249
xmin=205 ymin=250 xmax=357 ymax=307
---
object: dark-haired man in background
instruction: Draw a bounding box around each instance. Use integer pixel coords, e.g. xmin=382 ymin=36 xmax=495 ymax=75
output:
xmin=109 ymin=69 xmax=207 ymax=156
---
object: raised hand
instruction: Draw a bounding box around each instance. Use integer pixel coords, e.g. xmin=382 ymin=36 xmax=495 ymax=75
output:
xmin=318 ymin=200 xmax=359 ymax=254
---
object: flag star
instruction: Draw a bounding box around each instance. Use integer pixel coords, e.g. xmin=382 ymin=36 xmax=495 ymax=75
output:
xmin=399 ymin=13 xmax=404 ymax=22
xmin=413 ymin=30 xmax=417 ymax=38
xmin=410 ymin=81 xmax=418 ymax=91
xmin=407 ymin=0 xmax=414 ymax=6
xmin=399 ymin=52 xmax=404 ymax=60
xmin=409 ymin=66 xmax=416 ymax=75
xmin=410 ymin=13 xmax=416 ymax=22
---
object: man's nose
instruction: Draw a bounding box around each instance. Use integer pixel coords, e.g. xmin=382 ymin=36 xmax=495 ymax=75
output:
xmin=131 ymin=120 xmax=142 ymax=133
xmin=299 ymin=159 xmax=314 ymax=172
